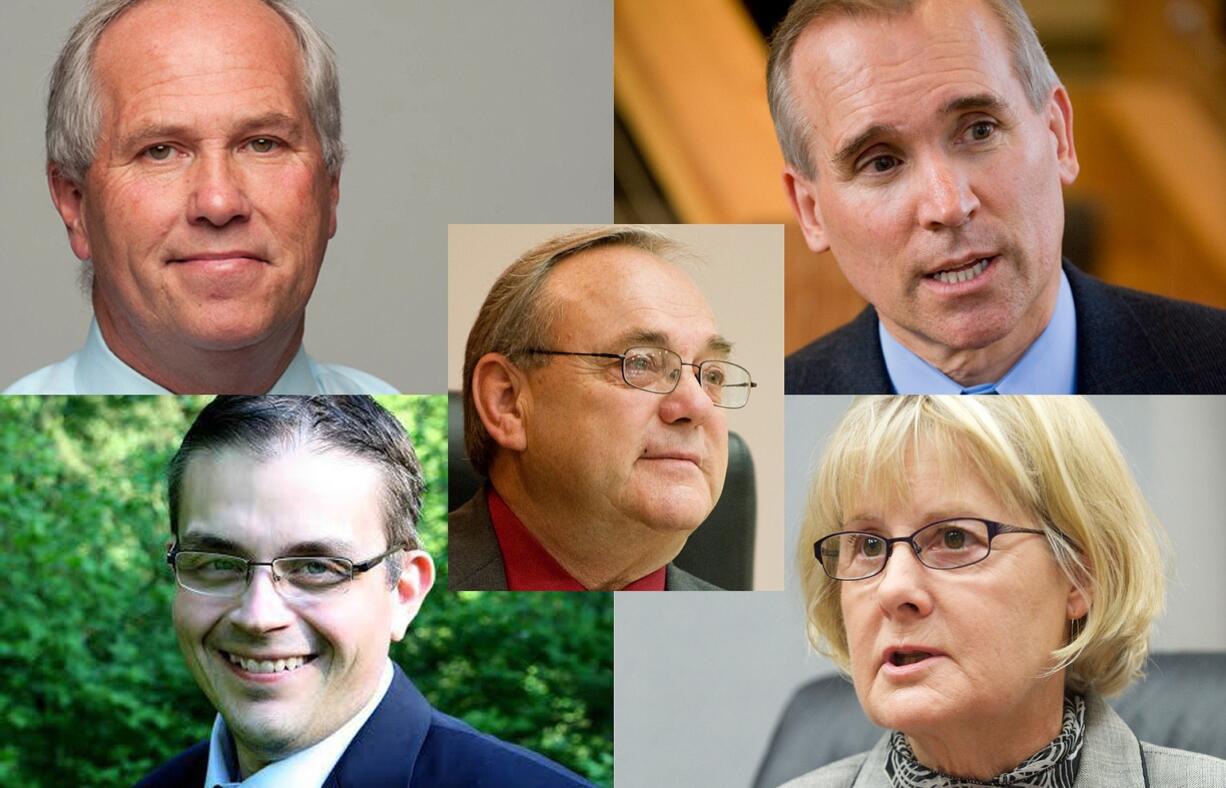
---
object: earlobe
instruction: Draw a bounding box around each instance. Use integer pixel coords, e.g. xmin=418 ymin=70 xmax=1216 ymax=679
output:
xmin=471 ymin=353 xmax=529 ymax=453
xmin=1048 ymin=86 xmax=1079 ymax=186
xmin=783 ymin=167 xmax=830 ymax=253
xmin=389 ymin=549 xmax=435 ymax=641
xmin=48 ymin=164 xmax=92 ymax=262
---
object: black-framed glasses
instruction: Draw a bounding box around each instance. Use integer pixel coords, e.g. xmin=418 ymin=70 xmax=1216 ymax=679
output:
xmin=813 ymin=518 xmax=1050 ymax=581
xmin=166 ymin=543 xmax=407 ymax=600
xmin=523 ymin=346 xmax=757 ymax=408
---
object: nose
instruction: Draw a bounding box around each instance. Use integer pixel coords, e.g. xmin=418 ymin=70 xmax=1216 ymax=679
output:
xmin=873 ymin=542 xmax=934 ymax=619
xmin=228 ymin=565 xmax=295 ymax=633
xmin=187 ymin=152 xmax=251 ymax=228
xmin=915 ymin=154 xmax=979 ymax=231
xmin=658 ymin=363 xmax=718 ymax=425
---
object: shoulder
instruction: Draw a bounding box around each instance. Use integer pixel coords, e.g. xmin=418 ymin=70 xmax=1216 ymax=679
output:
xmin=785 ymin=308 xmax=889 ymax=394
xmin=777 ymin=751 xmax=871 ymax=788
xmin=1067 ymin=265 xmax=1226 ymax=392
xmin=1141 ymin=742 xmax=1226 ymax=786
xmin=310 ymin=361 xmax=400 ymax=394
xmin=665 ymin=563 xmax=722 ymax=591
xmin=414 ymin=709 xmax=594 ymax=787
xmin=3 ymin=355 xmax=79 ymax=394
xmin=132 ymin=740 xmax=209 ymax=788
xmin=447 ymin=490 xmax=507 ymax=590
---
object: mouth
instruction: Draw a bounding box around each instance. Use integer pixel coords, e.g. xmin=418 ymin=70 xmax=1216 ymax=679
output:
xmin=881 ymin=645 xmax=945 ymax=674
xmin=641 ymin=451 xmax=702 ymax=466
xmin=220 ymin=649 xmax=317 ymax=676
xmin=926 ymin=255 xmax=996 ymax=285
xmin=889 ymin=650 xmax=935 ymax=666
xmin=168 ymin=251 xmax=267 ymax=265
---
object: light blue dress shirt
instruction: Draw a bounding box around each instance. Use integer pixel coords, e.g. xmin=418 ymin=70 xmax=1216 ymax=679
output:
xmin=3 ymin=319 xmax=397 ymax=394
xmin=203 ymin=658 xmax=395 ymax=788
xmin=879 ymin=269 xmax=1077 ymax=394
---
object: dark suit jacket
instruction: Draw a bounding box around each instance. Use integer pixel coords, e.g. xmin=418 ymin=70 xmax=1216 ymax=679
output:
xmin=134 ymin=663 xmax=592 ymax=787
xmin=785 ymin=262 xmax=1226 ymax=394
xmin=448 ymin=488 xmax=721 ymax=591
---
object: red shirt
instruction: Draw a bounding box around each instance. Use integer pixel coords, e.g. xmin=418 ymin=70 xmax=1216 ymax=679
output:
xmin=486 ymin=487 xmax=667 ymax=591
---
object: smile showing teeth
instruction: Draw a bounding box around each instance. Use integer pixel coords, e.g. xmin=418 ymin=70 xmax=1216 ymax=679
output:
xmin=932 ymin=257 xmax=990 ymax=284
xmin=225 ymin=652 xmax=310 ymax=674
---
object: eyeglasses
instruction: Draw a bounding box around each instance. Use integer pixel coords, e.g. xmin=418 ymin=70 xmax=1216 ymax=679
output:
xmin=813 ymin=518 xmax=1050 ymax=581
xmin=166 ymin=543 xmax=407 ymax=601
xmin=524 ymin=346 xmax=756 ymax=408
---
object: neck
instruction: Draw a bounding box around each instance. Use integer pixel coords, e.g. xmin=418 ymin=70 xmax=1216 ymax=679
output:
xmin=94 ymin=299 xmax=303 ymax=393
xmin=884 ymin=270 xmax=1062 ymax=387
xmin=489 ymin=463 xmax=687 ymax=590
xmin=905 ymin=678 xmax=1066 ymax=780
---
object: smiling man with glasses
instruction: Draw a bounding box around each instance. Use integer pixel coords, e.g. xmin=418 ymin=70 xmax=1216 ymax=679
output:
xmin=138 ymin=395 xmax=589 ymax=787
xmin=454 ymin=227 xmax=756 ymax=591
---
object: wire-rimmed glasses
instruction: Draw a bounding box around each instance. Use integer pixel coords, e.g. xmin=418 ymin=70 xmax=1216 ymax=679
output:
xmin=813 ymin=518 xmax=1050 ymax=581
xmin=524 ymin=346 xmax=756 ymax=408
xmin=167 ymin=543 xmax=407 ymax=601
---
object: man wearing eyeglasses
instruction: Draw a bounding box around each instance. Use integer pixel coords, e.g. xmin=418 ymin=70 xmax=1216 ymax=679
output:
xmin=137 ymin=396 xmax=590 ymax=787
xmin=453 ymin=227 xmax=756 ymax=591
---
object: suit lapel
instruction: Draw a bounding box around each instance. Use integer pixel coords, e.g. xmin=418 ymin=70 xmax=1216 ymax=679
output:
xmin=447 ymin=487 xmax=509 ymax=590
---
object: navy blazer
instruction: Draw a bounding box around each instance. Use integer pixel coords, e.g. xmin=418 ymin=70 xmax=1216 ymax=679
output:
xmin=134 ymin=663 xmax=593 ymax=787
xmin=785 ymin=262 xmax=1226 ymax=394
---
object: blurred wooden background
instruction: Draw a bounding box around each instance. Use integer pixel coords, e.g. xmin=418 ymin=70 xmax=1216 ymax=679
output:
xmin=614 ymin=0 xmax=1226 ymax=354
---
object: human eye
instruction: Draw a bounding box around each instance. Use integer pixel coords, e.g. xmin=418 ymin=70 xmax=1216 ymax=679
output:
xmin=183 ymin=553 xmax=245 ymax=577
xmin=847 ymin=533 xmax=885 ymax=558
xmin=859 ymin=154 xmax=901 ymax=176
xmin=961 ymin=119 xmax=997 ymax=144
xmin=142 ymin=143 xmax=178 ymax=162
xmin=700 ymin=363 xmax=727 ymax=388
xmin=243 ymin=137 xmax=282 ymax=154
xmin=283 ymin=557 xmax=349 ymax=586
xmin=927 ymin=521 xmax=985 ymax=552
xmin=624 ymin=349 xmax=658 ymax=373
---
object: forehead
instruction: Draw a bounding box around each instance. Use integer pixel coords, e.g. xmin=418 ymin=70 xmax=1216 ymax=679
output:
xmin=93 ymin=0 xmax=306 ymax=125
xmin=790 ymin=0 xmax=1022 ymax=160
xmin=543 ymin=245 xmax=720 ymax=351
xmin=178 ymin=445 xmax=386 ymax=552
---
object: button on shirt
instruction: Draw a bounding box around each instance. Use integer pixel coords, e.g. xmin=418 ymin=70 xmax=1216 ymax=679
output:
xmin=203 ymin=658 xmax=395 ymax=788
xmin=879 ymin=269 xmax=1078 ymax=394
xmin=3 ymin=319 xmax=397 ymax=394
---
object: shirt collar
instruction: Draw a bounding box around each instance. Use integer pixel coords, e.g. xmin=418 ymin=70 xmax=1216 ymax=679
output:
xmin=203 ymin=658 xmax=395 ymax=788
xmin=75 ymin=318 xmax=321 ymax=394
xmin=878 ymin=269 xmax=1077 ymax=394
xmin=486 ymin=487 xmax=667 ymax=591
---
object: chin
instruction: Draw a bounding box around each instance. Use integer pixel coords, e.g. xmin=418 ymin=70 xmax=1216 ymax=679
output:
xmin=640 ymin=490 xmax=714 ymax=532
xmin=862 ymin=684 xmax=967 ymax=733
xmin=175 ymin=312 xmax=290 ymax=352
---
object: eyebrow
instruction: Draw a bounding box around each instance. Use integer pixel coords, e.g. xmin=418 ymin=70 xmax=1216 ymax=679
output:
xmin=829 ymin=92 xmax=1011 ymax=174
xmin=118 ymin=112 xmax=303 ymax=152
xmin=177 ymin=531 xmax=357 ymax=557
xmin=609 ymin=329 xmax=734 ymax=357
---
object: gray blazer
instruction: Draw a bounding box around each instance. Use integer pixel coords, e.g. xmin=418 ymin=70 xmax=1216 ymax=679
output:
xmin=779 ymin=694 xmax=1226 ymax=787
xmin=447 ymin=488 xmax=720 ymax=591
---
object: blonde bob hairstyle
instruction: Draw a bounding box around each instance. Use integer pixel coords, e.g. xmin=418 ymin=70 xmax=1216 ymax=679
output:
xmin=797 ymin=396 xmax=1165 ymax=698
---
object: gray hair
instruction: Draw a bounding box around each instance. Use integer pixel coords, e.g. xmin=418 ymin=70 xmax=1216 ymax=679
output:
xmin=47 ymin=0 xmax=344 ymax=185
xmin=766 ymin=0 xmax=1060 ymax=179
xmin=462 ymin=226 xmax=685 ymax=476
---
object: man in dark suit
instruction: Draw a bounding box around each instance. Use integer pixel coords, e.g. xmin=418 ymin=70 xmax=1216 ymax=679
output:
xmin=138 ymin=396 xmax=590 ymax=787
xmin=768 ymin=0 xmax=1226 ymax=394
xmin=453 ymin=227 xmax=758 ymax=591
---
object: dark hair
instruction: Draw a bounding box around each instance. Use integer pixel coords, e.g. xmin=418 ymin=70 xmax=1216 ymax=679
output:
xmin=167 ymin=396 xmax=424 ymax=583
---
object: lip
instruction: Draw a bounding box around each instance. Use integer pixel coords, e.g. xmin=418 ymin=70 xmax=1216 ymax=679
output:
xmin=218 ymin=648 xmax=318 ymax=684
xmin=925 ymin=252 xmax=997 ymax=276
xmin=879 ymin=644 xmax=947 ymax=679
xmin=921 ymin=254 xmax=998 ymax=293
xmin=169 ymin=251 xmax=267 ymax=264
xmin=641 ymin=451 xmax=702 ymax=465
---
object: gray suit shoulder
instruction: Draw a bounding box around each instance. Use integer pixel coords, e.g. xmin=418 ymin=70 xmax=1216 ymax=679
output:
xmin=664 ymin=563 xmax=722 ymax=591
xmin=777 ymin=751 xmax=869 ymax=788
xmin=1142 ymin=741 xmax=1226 ymax=786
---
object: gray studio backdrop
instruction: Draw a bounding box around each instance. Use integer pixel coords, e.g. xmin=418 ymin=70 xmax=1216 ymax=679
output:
xmin=615 ymin=395 xmax=1226 ymax=788
xmin=0 ymin=0 xmax=611 ymax=392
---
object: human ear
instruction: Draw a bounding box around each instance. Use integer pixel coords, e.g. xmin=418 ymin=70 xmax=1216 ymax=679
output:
xmin=389 ymin=549 xmax=435 ymax=641
xmin=1066 ymin=578 xmax=1091 ymax=621
xmin=471 ymin=353 xmax=529 ymax=453
xmin=48 ymin=163 xmax=92 ymax=262
xmin=326 ymin=171 xmax=340 ymax=239
xmin=783 ymin=166 xmax=831 ymax=253
xmin=1047 ymin=86 xmax=1079 ymax=186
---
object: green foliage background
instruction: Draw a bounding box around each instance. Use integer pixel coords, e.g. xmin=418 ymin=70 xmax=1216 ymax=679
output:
xmin=0 ymin=396 xmax=612 ymax=787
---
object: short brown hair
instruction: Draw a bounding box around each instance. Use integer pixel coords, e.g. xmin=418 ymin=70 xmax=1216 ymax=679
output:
xmin=767 ymin=0 xmax=1060 ymax=178
xmin=462 ymin=226 xmax=682 ymax=476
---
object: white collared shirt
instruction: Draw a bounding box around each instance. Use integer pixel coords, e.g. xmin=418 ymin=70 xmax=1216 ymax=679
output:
xmin=203 ymin=658 xmax=396 ymax=788
xmin=3 ymin=319 xmax=398 ymax=394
